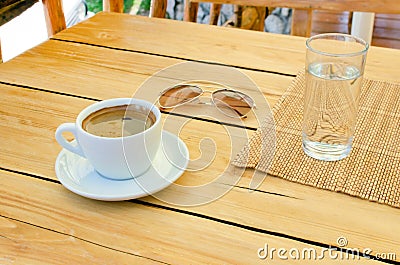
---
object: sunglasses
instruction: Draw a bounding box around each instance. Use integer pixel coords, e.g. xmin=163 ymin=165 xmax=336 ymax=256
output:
xmin=157 ymin=81 xmax=256 ymax=118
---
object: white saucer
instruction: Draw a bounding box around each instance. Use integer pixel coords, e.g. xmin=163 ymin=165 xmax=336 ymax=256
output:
xmin=55 ymin=131 xmax=189 ymax=201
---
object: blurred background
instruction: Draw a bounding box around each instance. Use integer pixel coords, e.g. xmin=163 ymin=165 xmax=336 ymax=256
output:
xmin=0 ymin=0 xmax=398 ymax=62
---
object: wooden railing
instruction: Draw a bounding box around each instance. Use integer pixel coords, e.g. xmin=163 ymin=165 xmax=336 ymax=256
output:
xmin=103 ymin=0 xmax=124 ymax=13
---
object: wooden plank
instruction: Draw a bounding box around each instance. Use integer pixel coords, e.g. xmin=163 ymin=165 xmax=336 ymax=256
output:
xmin=51 ymin=13 xmax=400 ymax=82
xmin=42 ymin=0 xmax=66 ymax=36
xmin=0 ymin=216 xmax=158 ymax=264
xmin=184 ymin=0 xmax=198 ymax=22
xmin=312 ymin=22 xmax=350 ymax=34
xmin=291 ymin=9 xmax=309 ymax=37
xmin=305 ymin=9 xmax=312 ymax=36
xmin=312 ymin=10 xmax=351 ymax=24
xmin=209 ymin=3 xmax=222 ymax=25
xmin=103 ymin=0 xmax=124 ymax=13
xmin=238 ymin=6 xmax=266 ymax=31
xmin=373 ymin=28 xmax=400 ymax=40
xmin=252 ymin=6 xmax=266 ymax=31
xmin=54 ymin=12 xmax=307 ymax=75
xmin=232 ymin=5 xmax=242 ymax=27
xmin=0 ymin=82 xmax=251 ymax=181
xmin=150 ymin=0 xmax=167 ymax=18
xmin=0 ymin=40 xmax=292 ymax=127
xmin=2 ymin=171 xmax=383 ymax=264
xmin=1 ymin=11 xmax=399 ymax=265
xmin=293 ymin=10 xmax=351 ymax=37
xmin=372 ymin=13 xmax=400 ymax=48
xmin=0 ymin=84 xmax=399 ymax=261
xmin=375 ymin=13 xmax=400 ymax=20
xmin=374 ymin=17 xmax=400 ymax=29
xmin=372 ymin=38 xmax=400 ymax=49
xmin=190 ymin=0 xmax=400 ymax=14
xmin=241 ymin=6 xmax=260 ymax=30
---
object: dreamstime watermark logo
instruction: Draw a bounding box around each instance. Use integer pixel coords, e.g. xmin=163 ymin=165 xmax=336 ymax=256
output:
xmin=124 ymin=62 xmax=276 ymax=206
xmin=257 ymin=236 xmax=397 ymax=261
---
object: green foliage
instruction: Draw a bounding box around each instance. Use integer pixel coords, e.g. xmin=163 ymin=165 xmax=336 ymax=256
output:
xmin=125 ymin=0 xmax=134 ymax=12
xmin=85 ymin=0 xmax=135 ymax=13
xmin=139 ymin=0 xmax=151 ymax=11
xmin=86 ymin=0 xmax=102 ymax=13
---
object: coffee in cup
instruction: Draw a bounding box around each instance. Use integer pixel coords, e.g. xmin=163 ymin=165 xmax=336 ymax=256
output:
xmin=82 ymin=104 xmax=156 ymax=138
xmin=55 ymin=98 xmax=162 ymax=180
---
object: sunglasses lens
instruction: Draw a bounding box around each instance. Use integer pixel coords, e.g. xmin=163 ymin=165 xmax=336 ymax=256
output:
xmin=212 ymin=90 xmax=254 ymax=118
xmin=159 ymin=85 xmax=202 ymax=108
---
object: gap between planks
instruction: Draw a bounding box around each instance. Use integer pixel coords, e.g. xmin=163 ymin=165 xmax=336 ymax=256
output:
xmin=50 ymin=38 xmax=297 ymax=78
xmin=0 ymin=215 xmax=170 ymax=265
xmin=0 ymin=167 xmax=397 ymax=264
xmin=0 ymin=80 xmax=258 ymax=131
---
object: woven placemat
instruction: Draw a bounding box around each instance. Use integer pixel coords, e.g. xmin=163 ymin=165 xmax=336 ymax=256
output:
xmin=233 ymin=71 xmax=400 ymax=208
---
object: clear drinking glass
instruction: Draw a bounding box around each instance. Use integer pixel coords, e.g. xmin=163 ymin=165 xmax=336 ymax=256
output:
xmin=303 ymin=33 xmax=369 ymax=161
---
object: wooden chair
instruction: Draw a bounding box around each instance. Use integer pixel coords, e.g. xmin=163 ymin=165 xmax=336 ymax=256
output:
xmin=0 ymin=0 xmax=127 ymax=62
xmin=150 ymin=0 xmax=400 ymax=38
xmin=0 ymin=0 xmax=66 ymax=62
xmin=103 ymin=0 xmax=124 ymax=13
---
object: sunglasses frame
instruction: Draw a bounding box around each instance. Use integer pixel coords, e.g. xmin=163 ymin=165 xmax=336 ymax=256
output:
xmin=157 ymin=81 xmax=256 ymax=118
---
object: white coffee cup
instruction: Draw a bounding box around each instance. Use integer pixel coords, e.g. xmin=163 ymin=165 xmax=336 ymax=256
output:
xmin=55 ymin=98 xmax=162 ymax=180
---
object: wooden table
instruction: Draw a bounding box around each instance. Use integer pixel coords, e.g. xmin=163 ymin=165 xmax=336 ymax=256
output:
xmin=1 ymin=12 xmax=399 ymax=264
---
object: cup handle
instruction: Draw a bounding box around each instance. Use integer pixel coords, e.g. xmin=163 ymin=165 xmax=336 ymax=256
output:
xmin=55 ymin=123 xmax=85 ymax=158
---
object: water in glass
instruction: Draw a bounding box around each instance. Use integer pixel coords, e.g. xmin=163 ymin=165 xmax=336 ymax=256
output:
xmin=302 ymin=62 xmax=362 ymax=161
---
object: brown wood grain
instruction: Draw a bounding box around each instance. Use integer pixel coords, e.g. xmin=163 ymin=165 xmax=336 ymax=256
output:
xmin=0 ymin=216 xmax=157 ymax=264
xmin=372 ymin=38 xmax=400 ymax=49
xmin=372 ymin=27 xmax=400 ymax=40
xmin=291 ymin=9 xmax=309 ymax=37
xmin=184 ymin=0 xmax=199 ymax=22
xmin=190 ymin=0 xmax=400 ymax=14
xmin=0 ymin=82 xmax=251 ymax=180
xmin=150 ymin=0 xmax=167 ymax=18
xmin=240 ymin=6 xmax=266 ymax=31
xmin=187 ymin=0 xmax=400 ymax=40
xmin=54 ymin=12 xmax=306 ymax=75
xmin=375 ymin=13 xmax=400 ymax=20
xmin=1 ymin=13 xmax=400 ymax=264
xmin=0 ymin=40 xmax=291 ymax=126
xmin=103 ymin=0 xmax=124 ymax=13
xmin=374 ymin=16 xmax=400 ymax=29
xmin=42 ymin=0 xmax=66 ymax=36
xmin=312 ymin=22 xmax=350 ymax=35
xmin=312 ymin=10 xmax=351 ymax=24
xmin=209 ymin=3 xmax=222 ymax=25
xmin=2 ymin=171 xmax=383 ymax=264
xmin=52 ymin=13 xmax=400 ymax=82
xmin=311 ymin=10 xmax=351 ymax=35
xmin=373 ymin=13 xmax=400 ymax=48
xmin=0 ymin=83 xmax=399 ymax=262
xmin=292 ymin=9 xmax=351 ymax=37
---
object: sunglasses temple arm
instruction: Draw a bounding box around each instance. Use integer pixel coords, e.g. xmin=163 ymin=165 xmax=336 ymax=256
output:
xmin=231 ymin=108 xmax=247 ymax=118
